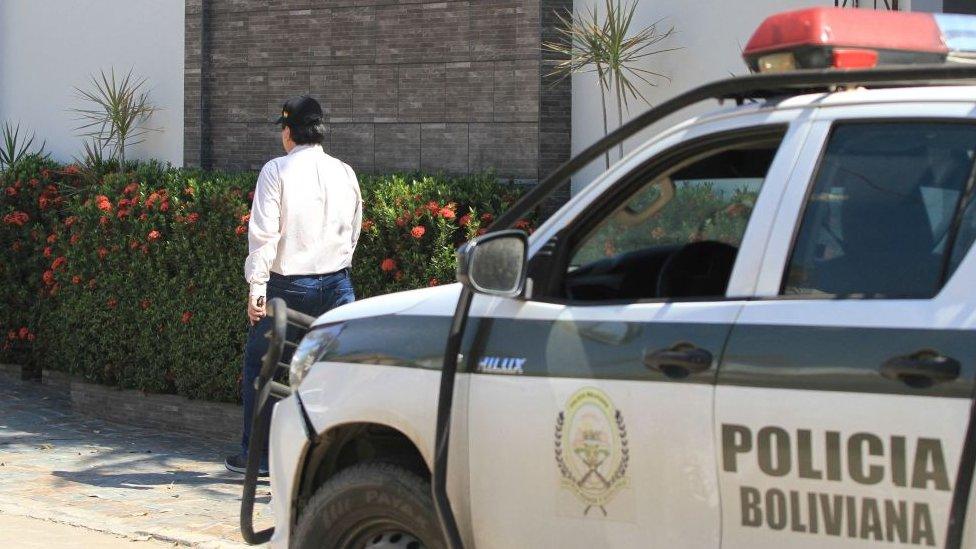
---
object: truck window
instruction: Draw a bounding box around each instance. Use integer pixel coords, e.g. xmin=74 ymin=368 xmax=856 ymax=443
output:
xmin=783 ymin=122 xmax=976 ymax=298
xmin=564 ymin=139 xmax=780 ymax=301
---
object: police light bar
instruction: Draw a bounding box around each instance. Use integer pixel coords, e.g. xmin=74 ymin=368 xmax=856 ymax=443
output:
xmin=744 ymin=8 xmax=976 ymax=73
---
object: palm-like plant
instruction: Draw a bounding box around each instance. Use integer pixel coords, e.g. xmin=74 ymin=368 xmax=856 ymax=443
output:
xmin=0 ymin=122 xmax=46 ymax=173
xmin=71 ymin=68 xmax=158 ymax=172
xmin=544 ymin=0 xmax=677 ymax=168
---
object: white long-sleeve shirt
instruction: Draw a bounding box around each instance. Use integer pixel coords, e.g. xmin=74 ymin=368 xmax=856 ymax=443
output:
xmin=245 ymin=144 xmax=362 ymax=298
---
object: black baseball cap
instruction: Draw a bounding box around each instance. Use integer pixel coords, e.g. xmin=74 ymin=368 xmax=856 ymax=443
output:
xmin=274 ymin=96 xmax=324 ymax=127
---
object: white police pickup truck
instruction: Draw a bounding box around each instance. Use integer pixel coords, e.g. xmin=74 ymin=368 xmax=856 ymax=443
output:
xmin=241 ymin=8 xmax=976 ymax=549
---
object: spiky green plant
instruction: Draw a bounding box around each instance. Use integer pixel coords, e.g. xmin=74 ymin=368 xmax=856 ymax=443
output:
xmin=71 ymin=68 xmax=158 ymax=172
xmin=544 ymin=1 xmax=677 ymax=168
xmin=0 ymin=122 xmax=46 ymax=173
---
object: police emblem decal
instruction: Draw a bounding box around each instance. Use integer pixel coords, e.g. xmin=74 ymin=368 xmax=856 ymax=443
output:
xmin=554 ymin=387 xmax=629 ymax=516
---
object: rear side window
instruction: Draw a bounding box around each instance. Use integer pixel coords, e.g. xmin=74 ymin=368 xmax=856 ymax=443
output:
xmin=783 ymin=122 xmax=976 ymax=298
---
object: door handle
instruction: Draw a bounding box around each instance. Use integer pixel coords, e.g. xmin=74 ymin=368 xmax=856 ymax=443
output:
xmin=880 ymin=349 xmax=961 ymax=388
xmin=643 ymin=342 xmax=713 ymax=379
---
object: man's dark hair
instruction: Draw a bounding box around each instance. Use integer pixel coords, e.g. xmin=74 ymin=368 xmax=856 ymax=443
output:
xmin=288 ymin=121 xmax=327 ymax=145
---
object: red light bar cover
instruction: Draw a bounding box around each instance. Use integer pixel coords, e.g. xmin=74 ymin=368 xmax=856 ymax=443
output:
xmin=744 ymin=8 xmax=947 ymax=57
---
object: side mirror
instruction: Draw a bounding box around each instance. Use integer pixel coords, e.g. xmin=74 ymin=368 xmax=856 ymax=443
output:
xmin=456 ymin=230 xmax=529 ymax=298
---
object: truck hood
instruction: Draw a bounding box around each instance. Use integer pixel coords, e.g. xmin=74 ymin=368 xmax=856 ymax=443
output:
xmin=311 ymin=283 xmax=462 ymax=327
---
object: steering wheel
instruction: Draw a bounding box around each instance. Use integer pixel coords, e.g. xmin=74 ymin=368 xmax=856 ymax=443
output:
xmin=656 ymin=240 xmax=739 ymax=299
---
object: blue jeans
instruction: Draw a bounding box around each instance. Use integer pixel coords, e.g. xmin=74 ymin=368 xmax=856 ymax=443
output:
xmin=241 ymin=270 xmax=355 ymax=462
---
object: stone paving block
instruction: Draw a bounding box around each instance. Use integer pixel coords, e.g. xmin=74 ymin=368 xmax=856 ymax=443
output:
xmin=0 ymin=373 xmax=267 ymax=547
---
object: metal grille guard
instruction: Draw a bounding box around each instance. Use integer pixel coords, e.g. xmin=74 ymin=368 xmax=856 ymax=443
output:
xmin=240 ymin=297 xmax=315 ymax=545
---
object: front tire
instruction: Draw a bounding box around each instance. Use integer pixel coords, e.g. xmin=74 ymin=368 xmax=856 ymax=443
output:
xmin=291 ymin=463 xmax=446 ymax=549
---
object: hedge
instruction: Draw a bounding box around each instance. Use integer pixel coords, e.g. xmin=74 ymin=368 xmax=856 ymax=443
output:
xmin=0 ymin=157 xmax=531 ymax=402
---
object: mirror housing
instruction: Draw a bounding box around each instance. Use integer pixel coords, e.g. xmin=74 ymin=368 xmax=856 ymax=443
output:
xmin=456 ymin=230 xmax=529 ymax=298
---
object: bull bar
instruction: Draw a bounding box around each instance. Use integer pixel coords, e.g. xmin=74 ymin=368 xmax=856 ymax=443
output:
xmin=240 ymin=297 xmax=315 ymax=545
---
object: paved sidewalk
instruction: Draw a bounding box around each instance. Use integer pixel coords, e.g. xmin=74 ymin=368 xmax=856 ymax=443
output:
xmin=0 ymin=372 xmax=273 ymax=547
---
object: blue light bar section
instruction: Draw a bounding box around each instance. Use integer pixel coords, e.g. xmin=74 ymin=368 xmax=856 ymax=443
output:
xmin=935 ymin=14 xmax=976 ymax=52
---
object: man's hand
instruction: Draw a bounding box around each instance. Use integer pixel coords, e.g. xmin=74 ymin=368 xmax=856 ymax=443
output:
xmin=247 ymin=296 xmax=266 ymax=325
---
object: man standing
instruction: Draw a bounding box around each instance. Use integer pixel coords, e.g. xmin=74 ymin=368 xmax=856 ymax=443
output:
xmin=225 ymin=96 xmax=362 ymax=475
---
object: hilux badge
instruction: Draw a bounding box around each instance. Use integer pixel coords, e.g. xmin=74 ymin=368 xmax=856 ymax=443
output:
xmin=555 ymin=387 xmax=629 ymax=516
xmin=476 ymin=356 xmax=525 ymax=375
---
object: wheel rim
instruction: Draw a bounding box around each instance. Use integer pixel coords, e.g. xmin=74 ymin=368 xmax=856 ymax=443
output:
xmin=339 ymin=519 xmax=426 ymax=549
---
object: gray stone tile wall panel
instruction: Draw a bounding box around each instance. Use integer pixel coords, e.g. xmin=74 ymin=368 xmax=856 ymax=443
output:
xmin=187 ymin=0 xmax=572 ymax=185
xmin=330 ymin=123 xmax=375 ymax=173
xmin=313 ymin=65 xmax=355 ymax=121
xmin=375 ymin=123 xmax=421 ymax=172
xmin=421 ymin=123 xmax=469 ymax=173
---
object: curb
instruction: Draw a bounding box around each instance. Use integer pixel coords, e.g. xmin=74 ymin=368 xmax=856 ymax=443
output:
xmin=0 ymin=364 xmax=241 ymax=445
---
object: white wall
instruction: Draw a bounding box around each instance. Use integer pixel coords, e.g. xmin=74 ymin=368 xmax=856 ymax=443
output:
xmin=0 ymin=0 xmax=184 ymax=166
xmin=570 ymin=0 xmax=918 ymax=189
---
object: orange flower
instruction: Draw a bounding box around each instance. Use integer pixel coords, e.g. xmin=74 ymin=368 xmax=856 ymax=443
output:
xmin=426 ymin=201 xmax=440 ymax=215
xmin=381 ymin=258 xmax=397 ymax=272
xmin=139 ymin=213 xmax=148 ymax=221
xmin=97 ymin=247 xmax=109 ymax=260
xmin=459 ymin=214 xmax=472 ymax=227
xmin=99 ymin=216 xmax=109 ymax=227
xmin=147 ymin=229 xmax=161 ymax=242
xmin=235 ymin=225 xmax=247 ymax=236
xmin=123 ymin=183 xmax=139 ymax=195
xmin=43 ymin=247 xmax=52 ymax=258
xmin=42 ymin=270 xmax=55 ymax=286
xmin=140 ymin=299 xmax=151 ymax=310
xmin=140 ymin=244 xmax=149 ymax=255
xmin=5 ymin=187 xmax=16 ymax=197
xmin=3 ymin=211 xmax=29 ymax=226
xmin=410 ymin=226 xmax=426 ymax=239
xmin=396 ymin=217 xmax=407 ymax=228
xmin=69 ymin=234 xmax=80 ymax=245
xmin=394 ymin=270 xmax=404 ymax=281
xmin=429 ymin=278 xmax=440 ymax=287
xmin=47 ymin=233 xmax=57 ymax=244
xmin=107 ymin=297 xmax=118 ymax=309
xmin=184 ymin=187 xmax=195 ymax=197
xmin=71 ymin=275 xmax=82 ymax=285
xmin=180 ymin=311 xmax=193 ymax=324
xmin=95 ymin=195 xmax=112 ymax=212
xmin=186 ymin=212 xmax=200 ymax=224
xmin=240 ymin=213 xmax=250 ymax=224
xmin=159 ymin=200 xmax=170 ymax=213
xmin=362 ymin=219 xmax=375 ymax=231
xmin=515 ymin=219 xmax=531 ymax=231
xmin=129 ymin=240 xmax=139 ymax=250
xmin=64 ymin=216 xmax=78 ymax=228
xmin=18 ymin=327 xmax=29 ymax=339
xmin=440 ymin=207 xmax=456 ymax=220
xmin=51 ymin=257 xmax=67 ymax=271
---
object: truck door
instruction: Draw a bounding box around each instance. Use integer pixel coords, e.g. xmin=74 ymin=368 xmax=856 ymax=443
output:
xmin=463 ymin=123 xmax=806 ymax=547
xmin=715 ymin=118 xmax=976 ymax=548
